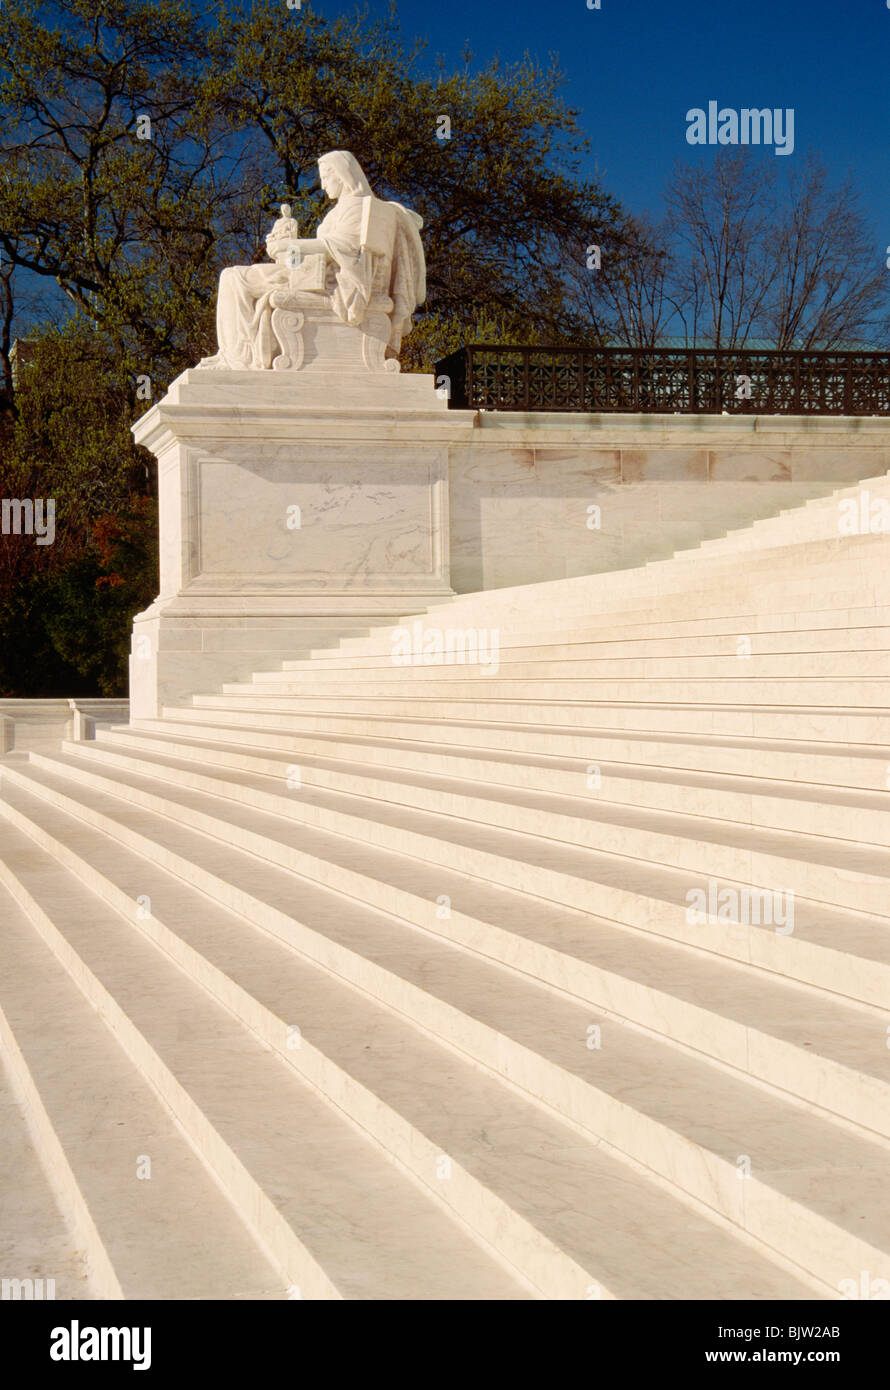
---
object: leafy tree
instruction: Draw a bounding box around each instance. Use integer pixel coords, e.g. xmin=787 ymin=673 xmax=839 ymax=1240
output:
xmin=0 ymin=0 xmax=625 ymax=392
xmin=0 ymin=326 xmax=156 ymax=696
xmin=0 ymin=0 xmax=628 ymax=694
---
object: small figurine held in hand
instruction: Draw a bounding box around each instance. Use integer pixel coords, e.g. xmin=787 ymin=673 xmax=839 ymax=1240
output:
xmin=265 ymin=204 xmax=301 ymax=267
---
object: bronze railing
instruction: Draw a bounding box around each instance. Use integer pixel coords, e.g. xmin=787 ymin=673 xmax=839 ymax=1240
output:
xmin=433 ymin=345 xmax=890 ymax=414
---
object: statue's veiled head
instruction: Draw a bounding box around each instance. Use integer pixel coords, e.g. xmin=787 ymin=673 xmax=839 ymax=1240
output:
xmin=318 ymin=151 xmax=374 ymax=201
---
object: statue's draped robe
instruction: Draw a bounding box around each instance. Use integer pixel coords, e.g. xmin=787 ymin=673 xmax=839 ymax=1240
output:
xmin=210 ymin=193 xmax=422 ymax=369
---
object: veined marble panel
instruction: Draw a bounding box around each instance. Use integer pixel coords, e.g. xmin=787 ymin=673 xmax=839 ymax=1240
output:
xmin=620 ymin=449 xmax=709 ymax=482
xmin=533 ymin=448 xmax=621 ymax=484
xmin=190 ymin=443 xmax=447 ymax=590
xmin=708 ymin=450 xmax=792 ymax=483
xmin=790 ymin=449 xmax=889 ymax=483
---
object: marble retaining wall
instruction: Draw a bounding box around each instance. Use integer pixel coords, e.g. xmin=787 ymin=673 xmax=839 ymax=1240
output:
xmin=128 ymin=370 xmax=890 ymax=714
xmin=0 ymin=700 xmax=129 ymax=753
xmin=447 ymin=411 xmax=890 ymax=592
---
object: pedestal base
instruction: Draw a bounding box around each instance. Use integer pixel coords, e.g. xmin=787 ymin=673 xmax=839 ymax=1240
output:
xmin=130 ymin=368 xmax=471 ymax=716
xmin=128 ymin=592 xmax=456 ymax=718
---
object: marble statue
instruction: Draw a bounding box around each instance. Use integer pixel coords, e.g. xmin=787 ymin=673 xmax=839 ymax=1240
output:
xmin=198 ymin=150 xmax=426 ymax=374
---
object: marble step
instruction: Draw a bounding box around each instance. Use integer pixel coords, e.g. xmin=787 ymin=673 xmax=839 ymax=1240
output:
xmin=7 ymin=753 xmax=888 ymax=1010
xmin=158 ymin=624 xmax=376 ymax=652
xmin=283 ymin=627 xmax=890 ymax=672
xmin=0 ymin=771 xmax=869 ymax=1295
xmin=446 ymin=532 xmax=883 ymax=604
xmin=63 ymin=730 xmax=890 ymax=1141
xmin=393 ymin=581 xmax=887 ymax=639
xmin=187 ymin=693 xmax=890 ymax=743
xmin=328 ymin=603 xmax=890 ymax=658
xmin=0 ymin=790 xmax=823 ymax=1301
xmin=0 ymin=876 xmax=284 ymax=1301
xmin=0 ymin=1052 xmax=94 ymax=1301
xmin=644 ymin=556 xmax=888 ymax=610
xmin=159 ymin=703 xmax=890 ymax=777
xmin=248 ymin=652 xmax=890 ymax=682
xmin=124 ymin=714 xmax=890 ymax=803
xmin=55 ymin=736 xmax=890 ymax=922
xmin=0 ymin=813 xmax=529 ymax=1301
xmin=415 ymin=544 xmax=886 ymax=617
xmin=690 ymin=475 xmax=890 ymax=558
xmin=693 ymin=519 xmax=888 ymax=559
xmin=654 ymin=530 xmax=885 ymax=576
xmin=95 ymin=725 xmax=890 ymax=850
xmin=218 ymin=658 xmax=890 ymax=705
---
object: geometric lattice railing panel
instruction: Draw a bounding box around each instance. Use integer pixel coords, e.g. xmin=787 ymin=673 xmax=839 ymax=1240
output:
xmin=434 ymin=346 xmax=890 ymax=415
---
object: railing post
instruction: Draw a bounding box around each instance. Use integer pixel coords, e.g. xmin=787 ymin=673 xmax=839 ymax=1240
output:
xmin=793 ymin=354 xmax=801 ymax=413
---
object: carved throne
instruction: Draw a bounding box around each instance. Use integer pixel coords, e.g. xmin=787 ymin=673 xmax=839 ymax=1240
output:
xmin=262 ymin=197 xmax=403 ymax=374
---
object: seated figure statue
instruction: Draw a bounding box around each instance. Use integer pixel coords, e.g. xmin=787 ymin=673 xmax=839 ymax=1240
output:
xmin=199 ymin=150 xmax=426 ymax=374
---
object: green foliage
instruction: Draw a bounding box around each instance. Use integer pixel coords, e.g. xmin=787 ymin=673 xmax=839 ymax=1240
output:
xmin=5 ymin=325 xmax=148 ymax=521
xmin=0 ymin=326 xmax=157 ymax=696
xmin=0 ymin=0 xmax=624 ymax=388
xmin=0 ymin=497 xmax=158 ymax=697
xmin=0 ymin=0 xmax=629 ymax=694
xmin=0 ymin=496 xmax=157 ymax=697
xmin=42 ymin=496 xmax=158 ymax=696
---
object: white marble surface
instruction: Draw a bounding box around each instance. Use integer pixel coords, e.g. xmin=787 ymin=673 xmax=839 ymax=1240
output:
xmin=131 ymin=370 xmax=890 ymax=711
xmin=198 ymin=152 xmax=426 ymax=374
xmin=130 ymin=368 xmax=462 ymax=715
xmin=446 ymin=421 xmax=890 ymax=592
xmin=194 ymin=446 xmax=441 ymax=586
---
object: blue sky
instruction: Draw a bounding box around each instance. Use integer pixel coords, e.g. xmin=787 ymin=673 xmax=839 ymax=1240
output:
xmin=313 ymin=0 xmax=889 ymax=238
xmin=13 ymin=0 xmax=888 ymax=341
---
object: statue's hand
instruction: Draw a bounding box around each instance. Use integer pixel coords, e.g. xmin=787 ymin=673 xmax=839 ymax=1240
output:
xmin=268 ymin=236 xmax=328 ymax=267
xmin=290 ymin=237 xmax=326 ymax=257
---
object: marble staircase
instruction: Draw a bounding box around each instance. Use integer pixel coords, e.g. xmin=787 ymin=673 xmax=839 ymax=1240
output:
xmin=2 ymin=470 xmax=890 ymax=1300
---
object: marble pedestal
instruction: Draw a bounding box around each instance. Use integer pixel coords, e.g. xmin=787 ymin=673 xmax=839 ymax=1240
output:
xmin=130 ymin=369 xmax=470 ymax=717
